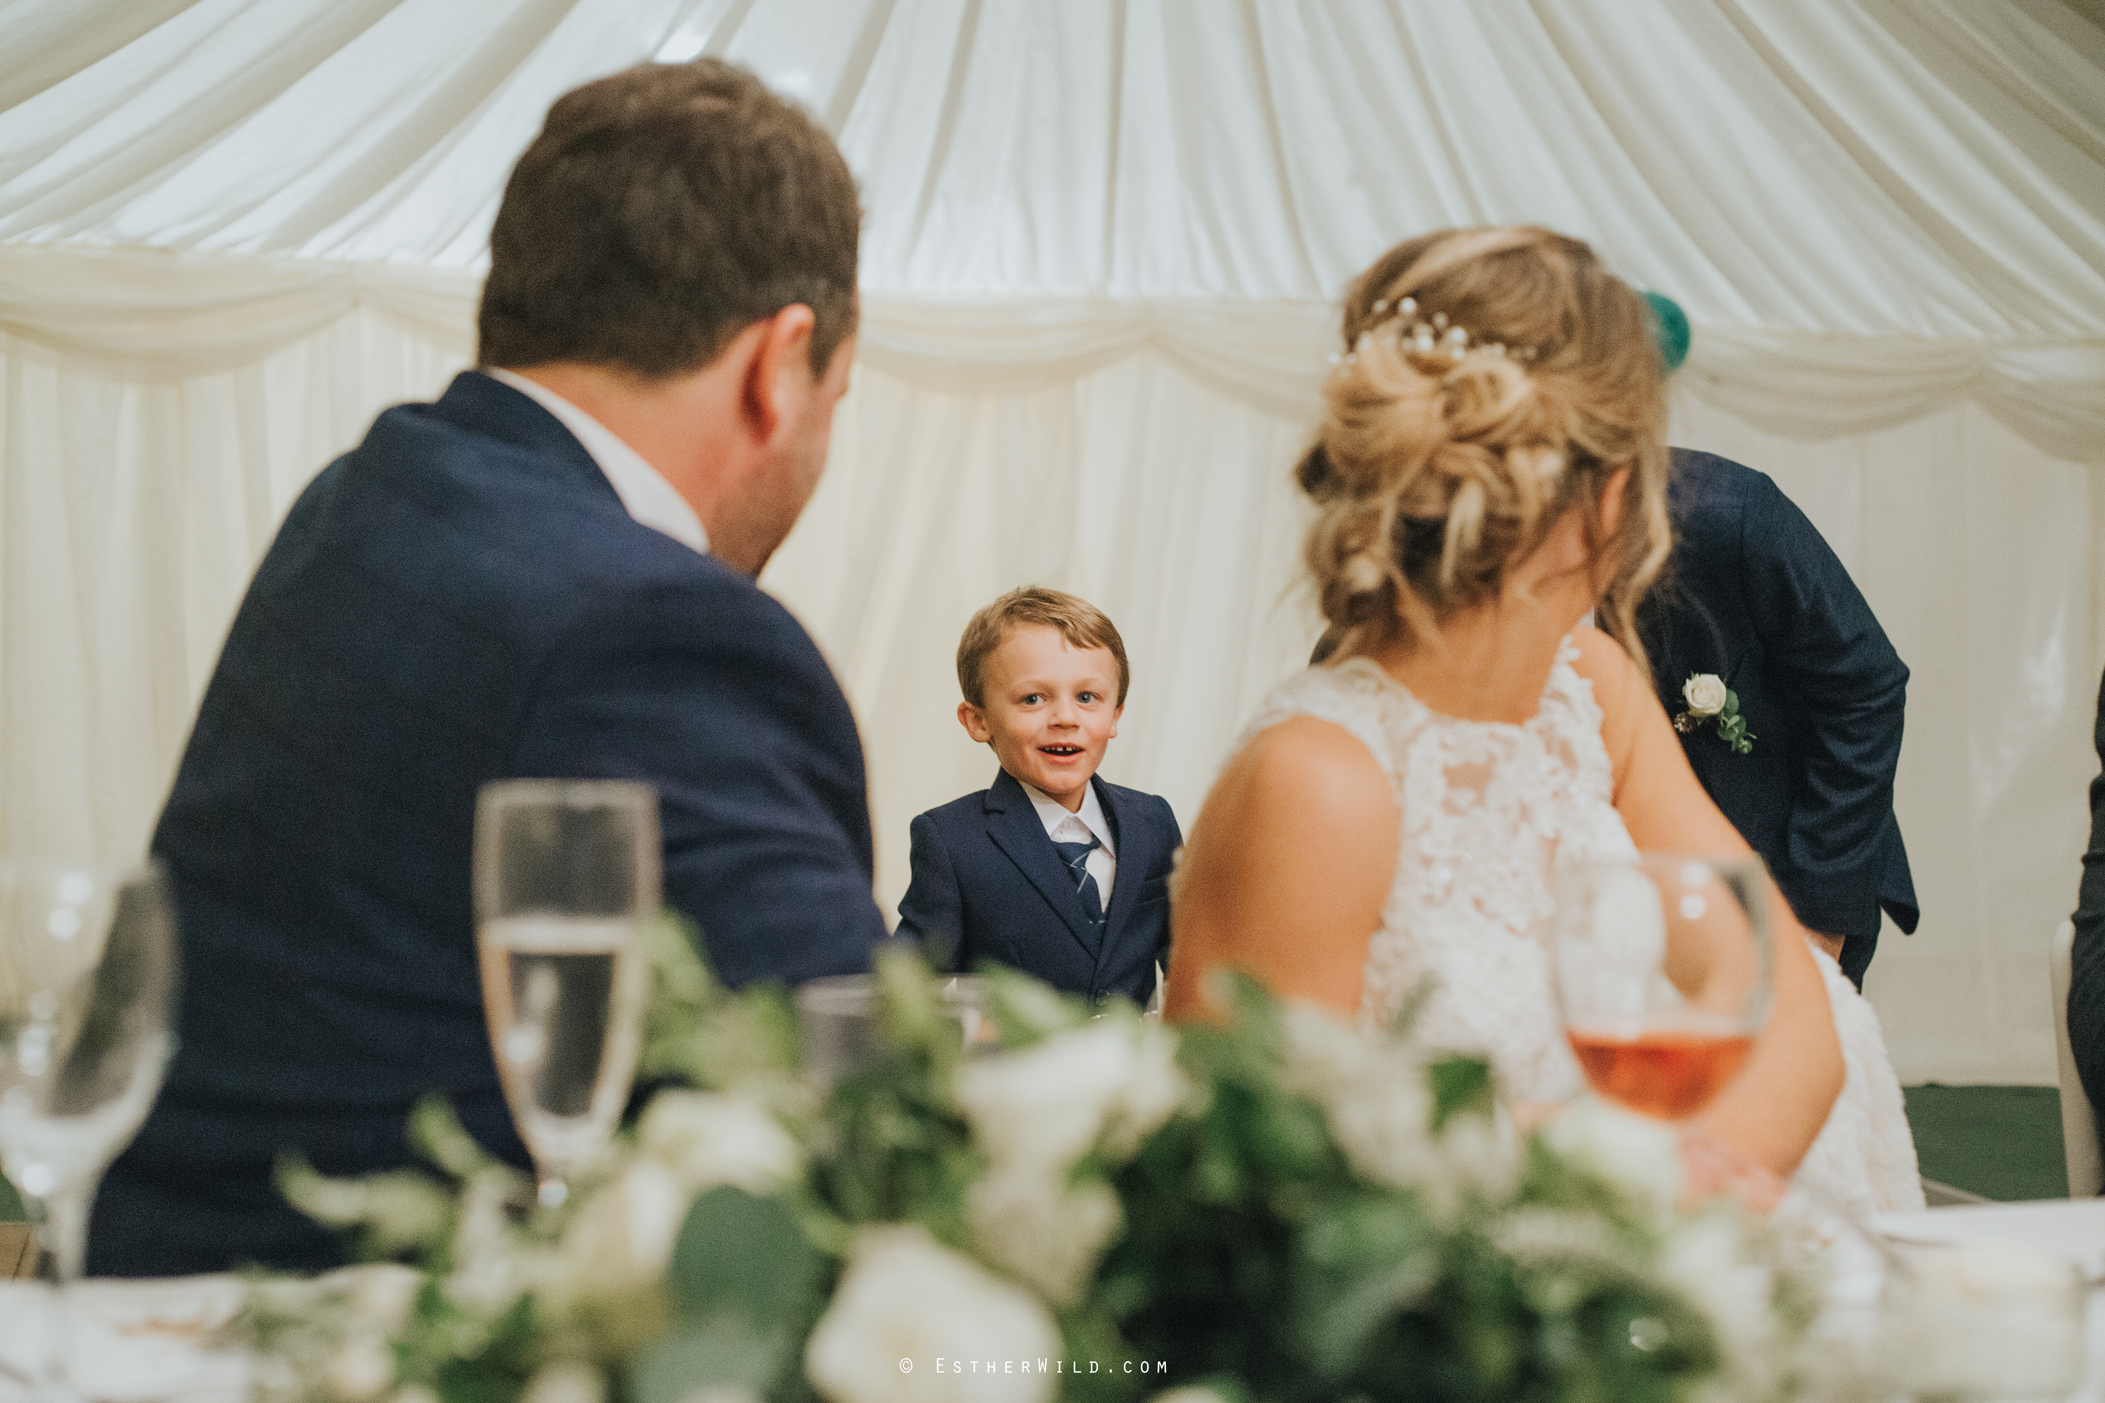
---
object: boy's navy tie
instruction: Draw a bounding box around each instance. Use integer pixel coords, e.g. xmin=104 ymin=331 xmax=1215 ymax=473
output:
xmin=1051 ymin=836 xmax=1106 ymax=926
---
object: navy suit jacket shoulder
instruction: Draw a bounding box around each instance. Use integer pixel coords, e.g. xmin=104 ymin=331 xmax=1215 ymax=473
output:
xmin=95 ymin=371 xmax=884 ymax=1276
xmin=896 ymin=769 xmax=1181 ymax=1004
xmin=1639 ymin=448 xmax=1916 ymax=956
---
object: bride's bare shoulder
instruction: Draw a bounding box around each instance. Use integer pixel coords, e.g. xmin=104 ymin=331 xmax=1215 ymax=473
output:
xmin=1168 ymin=711 xmax=1398 ymax=1022
xmin=1220 ymin=712 xmax=1390 ymax=811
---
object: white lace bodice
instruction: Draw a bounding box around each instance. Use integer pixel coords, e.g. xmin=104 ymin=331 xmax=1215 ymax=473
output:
xmin=1236 ymin=643 xmax=1634 ymax=1105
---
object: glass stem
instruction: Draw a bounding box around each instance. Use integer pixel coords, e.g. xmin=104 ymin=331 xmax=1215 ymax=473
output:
xmin=35 ymin=1185 xmax=91 ymax=1284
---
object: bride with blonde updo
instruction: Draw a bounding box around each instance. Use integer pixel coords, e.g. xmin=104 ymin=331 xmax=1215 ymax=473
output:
xmin=1167 ymin=227 xmax=1920 ymax=1212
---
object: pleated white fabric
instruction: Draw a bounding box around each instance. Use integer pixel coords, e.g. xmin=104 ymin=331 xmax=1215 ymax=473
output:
xmin=1 ymin=0 xmax=2101 ymax=1081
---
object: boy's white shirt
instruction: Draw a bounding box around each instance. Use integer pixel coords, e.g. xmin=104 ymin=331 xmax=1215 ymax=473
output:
xmin=1019 ymin=778 xmax=1117 ymax=905
xmin=485 ymin=367 xmax=710 ymax=557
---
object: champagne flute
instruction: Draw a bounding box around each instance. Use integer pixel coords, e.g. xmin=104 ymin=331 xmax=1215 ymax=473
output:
xmin=473 ymin=781 xmax=656 ymax=1209
xmin=1551 ymin=853 xmax=1773 ymax=1121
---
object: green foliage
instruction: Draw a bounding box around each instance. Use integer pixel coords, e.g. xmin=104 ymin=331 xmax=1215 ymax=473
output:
xmin=631 ymin=1188 xmax=824 ymax=1403
xmin=668 ymin=1186 xmax=818 ymax=1324
xmin=1716 ymin=691 xmax=1755 ymax=755
xmin=803 ymin=947 xmax=981 ymax=1244
xmin=640 ymin=911 xmax=800 ymax=1093
xmin=243 ymin=944 xmax=1818 ymax=1403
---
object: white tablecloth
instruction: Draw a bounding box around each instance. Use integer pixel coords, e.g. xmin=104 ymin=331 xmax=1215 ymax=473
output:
xmin=0 ymin=1275 xmax=247 ymax=1403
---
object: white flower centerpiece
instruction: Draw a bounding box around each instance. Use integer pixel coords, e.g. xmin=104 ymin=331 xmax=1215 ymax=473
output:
xmin=238 ymin=922 xmax=1832 ymax=1403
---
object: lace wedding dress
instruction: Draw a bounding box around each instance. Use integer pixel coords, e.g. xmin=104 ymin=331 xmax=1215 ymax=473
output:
xmin=1238 ymin=646 xmax=1924 ymax=1216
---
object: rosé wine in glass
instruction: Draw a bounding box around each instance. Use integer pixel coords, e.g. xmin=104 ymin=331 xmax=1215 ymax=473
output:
xmin=1553 ymin=855 xmax=1772 ymax=1122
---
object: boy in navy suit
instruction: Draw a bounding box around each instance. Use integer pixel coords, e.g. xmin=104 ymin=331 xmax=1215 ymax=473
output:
xmin=898 ymin=587 xmax=1181 ymax=1004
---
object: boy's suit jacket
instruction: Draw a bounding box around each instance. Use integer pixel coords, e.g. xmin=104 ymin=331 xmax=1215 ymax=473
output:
xmin=89 ymin=371 xmax=886 ymax=1278
xmin=1638 ymin=449 xmax=1917 ymax=988
xmin=897 ymin=769 xmax=1181 ymax=1003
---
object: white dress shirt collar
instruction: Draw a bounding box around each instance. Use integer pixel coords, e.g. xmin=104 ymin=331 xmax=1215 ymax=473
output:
xmin=1020 ymin=778 xmax=1115 ymax=854
xmin=485 ymin=368 xmax=709 ymax=557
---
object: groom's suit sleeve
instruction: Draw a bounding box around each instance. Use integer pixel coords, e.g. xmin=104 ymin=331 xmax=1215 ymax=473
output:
xmin=1741 ymin=474 xmax=1910 ymax=942
xmin=510 ymin=566 xmax=887 ymax=988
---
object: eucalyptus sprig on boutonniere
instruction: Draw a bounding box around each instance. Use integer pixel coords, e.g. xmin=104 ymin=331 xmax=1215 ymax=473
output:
xmin=1674 ymin=673 xmax=1754 ymax=754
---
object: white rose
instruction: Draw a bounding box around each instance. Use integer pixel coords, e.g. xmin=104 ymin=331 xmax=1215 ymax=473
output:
xmin=1682 ymin=673 xmax=1728 ymax=717
xmin=1279 ymin=1005 xmax=1437 ymax=1192
xmin=324 ymin=1337 xmax=396 ymax=1402
xmin=1658 ymin=1211 xmax=1780 ymax=1379
xmin=637 ymin=1091 xmax=803 ymax=1195
xmin=1101 ymin=1020 xmax=1195 ymax=1162
xmin=1542 ymin=1100 xmax=1681 ymax=1216
xmin=344 ymin=1264 xmax=421 ymax=1331
xmin=519 ymin=1361 xmax=607 ymax=1403
xmin=560 ymin=1159 xmax=688 ymax=1299
xmin=968 ymin=1166 xmax=1123 ymax=1306
xmin=805 ymin=1226 xmax=1060 ymax=1403
xmin=957 ymin=1020 xmax=1189 ymax=1177
xmin=1428 ymin=1113 xmax=1521 ymax=1213
xmin=445 ymin=1174 xmax=532 ymax=1313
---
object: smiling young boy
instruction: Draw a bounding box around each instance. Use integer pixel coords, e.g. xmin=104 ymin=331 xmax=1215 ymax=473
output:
xmin=896 ymin=586 xmax=1182 ymax=1003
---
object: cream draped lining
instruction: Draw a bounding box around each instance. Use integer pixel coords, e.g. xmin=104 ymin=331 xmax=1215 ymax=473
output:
xmin=2 ymin=0 xmax=2101 ymax=1083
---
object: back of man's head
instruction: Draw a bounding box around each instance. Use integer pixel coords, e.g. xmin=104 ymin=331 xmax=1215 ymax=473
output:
xmin=479 ymin=60 xmax=860 ymax=379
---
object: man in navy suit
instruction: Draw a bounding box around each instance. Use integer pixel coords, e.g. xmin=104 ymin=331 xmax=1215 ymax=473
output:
xmin=897 ymin=588 xmax=1181 ymax=1004
xmin=1638 ymin=448 xmax=1919 ymax=989
xmin=89 ymin=60 xmax=886 ymax=1276
xmin=2062 ymin=667 xmax=2105 ymax=1127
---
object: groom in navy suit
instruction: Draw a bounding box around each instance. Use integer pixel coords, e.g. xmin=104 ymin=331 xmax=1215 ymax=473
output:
xmin=898 ymin=588 xmax=1181 ymax=1004
xmin=90 ymin=61 xmax=885 ymax=1275
xmin=1639 ymin=448 xmax=1918 ymax=989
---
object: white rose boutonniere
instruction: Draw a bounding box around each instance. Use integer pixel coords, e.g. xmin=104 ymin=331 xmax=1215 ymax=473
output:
xmin=1681 ymin=673 xmax=1727 ymax=717
xmin=1673 ymin=673 xmax=1753 ymax=754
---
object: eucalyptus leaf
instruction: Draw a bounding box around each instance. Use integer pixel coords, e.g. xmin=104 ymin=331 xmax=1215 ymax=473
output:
xmin=1426 ymin=1055 xmax=1494 ymax=1128
xmin=627 ymin=1319 xmax=787 ymax=1403
xmin=669 ymin=1186 xmax=818 ymax=1325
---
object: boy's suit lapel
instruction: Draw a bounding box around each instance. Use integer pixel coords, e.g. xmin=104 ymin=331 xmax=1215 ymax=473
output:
xmin=982 ymin=770 xmax=1103 ymax=960
xmin=1095 ymin=778 xmax=1146 ymax=965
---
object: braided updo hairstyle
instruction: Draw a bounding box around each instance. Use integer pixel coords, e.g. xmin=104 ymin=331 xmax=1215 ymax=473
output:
xmin=1299 ymin=226 xmax=1671 ymax=674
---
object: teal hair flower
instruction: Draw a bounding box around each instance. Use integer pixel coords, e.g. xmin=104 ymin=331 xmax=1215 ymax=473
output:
xmin=1643 ymin=291 xmax=1691 ymax=374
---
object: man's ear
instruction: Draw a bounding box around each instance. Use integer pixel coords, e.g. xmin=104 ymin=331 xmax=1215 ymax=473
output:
xmin=741 ymin=304 xmax=819 ymax=446
xmin=958 ymin=701 xmax=993 ymax=744
xmin=1109 ymin=704 xmax=1123 ymax=740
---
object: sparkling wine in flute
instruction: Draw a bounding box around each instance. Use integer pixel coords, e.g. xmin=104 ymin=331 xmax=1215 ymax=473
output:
xmin=478 ymin=914 xmax=644 ymax=1190
xmin=474 ymin=778 xmax=657 ymax=1208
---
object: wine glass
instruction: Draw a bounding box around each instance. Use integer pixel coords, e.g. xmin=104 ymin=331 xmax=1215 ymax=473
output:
xmin=0 ymin=860 xmax=178 ymax=1285
xmin=473 ymin=780 xmax=656 ymax=1209
xmin=1551 ymin=853 xmax=1773 ymax=1121
xmin=794 ymin=974 xmax=995 ymax=1088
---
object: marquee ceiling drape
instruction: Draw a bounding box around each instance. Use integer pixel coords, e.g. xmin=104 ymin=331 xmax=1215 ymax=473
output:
xmin=2 ymin=0 xmax=2101 ymax=1084
xmin=2 ymin=0 xmax=2101 ymax=455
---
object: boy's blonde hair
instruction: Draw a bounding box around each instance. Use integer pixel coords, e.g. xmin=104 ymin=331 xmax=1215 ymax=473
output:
xmin=1300 ymin=226 xmax=1671 ymax=675
xmin=957 ymin=587 xmax=1131 ymax=708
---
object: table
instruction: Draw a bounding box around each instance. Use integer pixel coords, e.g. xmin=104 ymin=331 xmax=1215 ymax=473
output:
xmin=10 ymin=1201 xmax=2105 ymax=1403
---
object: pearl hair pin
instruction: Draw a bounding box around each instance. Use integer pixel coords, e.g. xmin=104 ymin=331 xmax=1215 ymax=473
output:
xmin=1329 ymin=292 xmax=1540 ymax=373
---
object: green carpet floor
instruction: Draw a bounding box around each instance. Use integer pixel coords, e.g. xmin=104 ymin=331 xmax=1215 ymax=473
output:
xmin=0 ymin=1085 xmax=2079 ymax=1225
xmin=1904 ymin=1084 xmax=2070 ymax=1201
